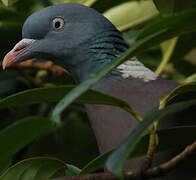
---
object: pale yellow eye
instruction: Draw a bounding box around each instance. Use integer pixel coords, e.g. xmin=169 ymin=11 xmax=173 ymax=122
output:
xmin=52 ymin=17 xmax=65 ymax=30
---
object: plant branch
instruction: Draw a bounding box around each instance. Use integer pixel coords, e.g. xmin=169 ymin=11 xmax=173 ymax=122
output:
xmin=53 ymin=141 xmax=196 ymax=180
xmin=0 ymin=60 xmax=67 ymax=75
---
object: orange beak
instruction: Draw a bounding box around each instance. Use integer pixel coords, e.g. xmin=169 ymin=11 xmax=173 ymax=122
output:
xmin=2 ymin=50 xmax=19 ymax=69
xmin=2 ymin=38 xmax=36 ymax=69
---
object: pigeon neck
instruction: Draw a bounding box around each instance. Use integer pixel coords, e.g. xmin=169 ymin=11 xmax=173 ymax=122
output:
xmin=88 ymin=29 xmax=129 ymax=65
xmin=70 ymin=29 xmax=158 ymax=83
xmin=71 ymin=29 xmax=129 ymax=82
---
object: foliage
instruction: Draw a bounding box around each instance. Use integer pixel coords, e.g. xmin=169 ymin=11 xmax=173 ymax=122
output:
xmin=0 ymin=0 xmax=195 ymax=179
xmin=0 ymin=157 xmax=81 ymax=180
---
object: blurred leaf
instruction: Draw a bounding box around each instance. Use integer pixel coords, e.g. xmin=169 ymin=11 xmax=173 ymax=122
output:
xmin=0 ymin=5 xmax=22 ymax=21
xmin=65 ymin=164 xmax=81 ymax=176
xmin=0 ymin=117 xmax=53 ymax=172
xmin=92 ymin=0 xmax=134 ymax=13
xmin=0 ymin=79 xmax=17 ymax=97
xmin=81 ymin=149 xmax=113 ymax=174
xmin=12 ymin=0 xmax=45 ymax=14
xmin=0 ymin=25 xmax=21 ymax=60
xmin=106 ymin=99 xmax=196 ymax=178
xmin=0 ymin=157 xmax=79 ymax=179
xmin=1 ymin=0 xmax=13 ymax=7
xmin=104 ymin=0 xmax=158 ymax=31
xmin=51 ymin=0 xmax=97 ymax=6
xmin=161 ymin=37 xmax=178 ymax=54
xmin=174 ymin=61 xmax=196 ymax=78
xmin=184 ymin=73 xmax=196 ymax=83
xmin=0 ymin=85 xmax=141 ymax=123
xmin=0 ymin=159 xmax=11 ymax=175
xmin=153 ymin=0 xmax=174 ymax=15
xmin=156 ymin=37 xmax=178 ymax=74
xmin=153 ymin=0 xmax=196 ymax=15
xmin=169 ymin=32 xmax=196 ymax=64
xmin=83 ymin=0 xmax=97 ymax=6
xmin=51 ymin=9 xmax=196 ymax=124
xmin=25 ymin=117 xmax=98 ymax=168
xmin=81 ymin=125 xmax=196 ymax=174
xmin=160 ymin=81 xmax=196 ymax=108
xmin=169 ymin=33 xmax=196 ymax=78
xmin=137 ymin=9 xmax=196 ymax=40
xmin=0 ymin=85 xmax=128 ymax=109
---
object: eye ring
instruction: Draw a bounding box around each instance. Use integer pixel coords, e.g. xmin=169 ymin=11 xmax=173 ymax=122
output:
xmin=52 ymin=17 xmax=65 ymax=30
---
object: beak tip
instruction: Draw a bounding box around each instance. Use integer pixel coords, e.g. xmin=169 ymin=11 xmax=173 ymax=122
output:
xmin=2 ymin=52 xmax=15 ymax=70
xmin=2 ymin=60 xmax=6 ymax=70
xmin=2 ymin=57 xmax=8 ymax=70
xmin=2 ymin=65 xmax=6 ymax=70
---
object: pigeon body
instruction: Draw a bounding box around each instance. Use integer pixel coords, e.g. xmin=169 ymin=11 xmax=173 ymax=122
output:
xmin=87 ymin=77 xmax=177 ymax=153
xmin=3 ymin=3 xmax=196 ymax=179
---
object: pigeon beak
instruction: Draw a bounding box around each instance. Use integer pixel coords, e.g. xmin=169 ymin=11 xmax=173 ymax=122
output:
xmin=2 ymin=38 xmax=36 ymax=69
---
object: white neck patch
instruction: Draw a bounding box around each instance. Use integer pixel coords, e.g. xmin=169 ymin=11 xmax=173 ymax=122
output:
xmin=117 ymin=57 xmax=158 ymax=82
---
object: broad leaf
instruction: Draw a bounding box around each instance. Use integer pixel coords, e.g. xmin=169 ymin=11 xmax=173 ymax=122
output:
xmin=160 ymin=81 xmax=196 ymax=108
xmin=0 ymin=5 xmax=22 ymax=21
xmin=104 ymin=0 xmax=158 ymax=31
xmin=0 ymin=85 xmax=140 ymax=123
xmin=153 ymin=0 xmax=196 ymax=15
xmin=169 ymin=32 xmax=196 ymax=72
xmin=65 ymin=164 xmax=81 ymax=176
xmin=0 ymin=160 xmax=11 ymax=175
xmin=185 ymin=74 xmax=196 ymax=83
xmin=81 ymin=149 xmax=113 ymax=174
xmin=92 ymin=0 xmax=135 ymax=13
xmin=1 ymin=0 xmax=13 ymax=6
xmin=0 ymin=157 xmax=80 ymax=180
xmin=0 ymin=117 xmax=53 ymax=172
xmin=51 ymin=0 xmax=97 ymax=6
xmin=137 ymin=9 xmax=196 ymax=40
xmin=106 ymin=99 xmax=196 ymax=178
xmin=81 ymin=125 xmax=196 ymax=174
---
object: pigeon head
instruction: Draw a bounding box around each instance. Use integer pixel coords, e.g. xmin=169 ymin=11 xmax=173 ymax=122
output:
xmin=3 ymin=3 xmax=128 ymax=81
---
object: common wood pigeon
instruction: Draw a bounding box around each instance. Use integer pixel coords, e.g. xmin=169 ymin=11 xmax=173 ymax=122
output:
xmin=2 ymin=3 xmax=195 ymax=179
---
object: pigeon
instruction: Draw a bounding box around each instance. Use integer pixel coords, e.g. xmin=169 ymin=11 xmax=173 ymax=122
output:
xmin=2 ymin=3 xmax=195 ymax=179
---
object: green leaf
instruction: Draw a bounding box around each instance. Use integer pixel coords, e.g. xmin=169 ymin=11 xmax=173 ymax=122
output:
xmin=81 ymin=125 xmax=196 ymax=174
xmin=160 ymin=81 xmax=196 ymax=108
xmin=0 ymin=160 xmax=11 ymax=175
xmin=170 ymin=32 xmax=196 ymax=68
xmin=81 ymin=149 xmax=114 ymax=174
xmin=184 ymin=74 xmax=196 ymax=83
xmin=106 ymin=99 xmax=196 ymax=178
xmin=0 ymin=117 xmax=53 ymax=172
xmin=1 ymin=0 xmax=13 ymax=6
xmin=137 ymin=9 xmax=196 ymax=40
xmin=0 ymin=5 xmax=22 ymax=21
xmin=104 ymin=0 xmax=158 ymax=31
xmin=153 ymin=0 xmax=174 ymax=15
xmin=65 ymin=164 xmax=81 ymax=176
xmin=0 ymin=85 xmax=141 ymax=123
xmin=92 ymin=0 xmax=135 ymax=13
xmin=156 ymin=37 xmax=178 ymax=75
xmin=0 ymin=157 xmax=79 ymax=180
xmin=52 ymin=10 xmax=196 ymax=124
xmin=50 ymin=0 xmax=97 ymax=6
xmin=153 ymin=0 xmax=196 ymax=15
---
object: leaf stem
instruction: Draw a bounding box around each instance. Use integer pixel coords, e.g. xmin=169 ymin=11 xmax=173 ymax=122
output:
xmin=155 ymin=37 xmax=178 ymax=75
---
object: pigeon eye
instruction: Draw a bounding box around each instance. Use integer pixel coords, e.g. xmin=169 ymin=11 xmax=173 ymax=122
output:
xmin=52 ymin=17 xmax=64 ymax=30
